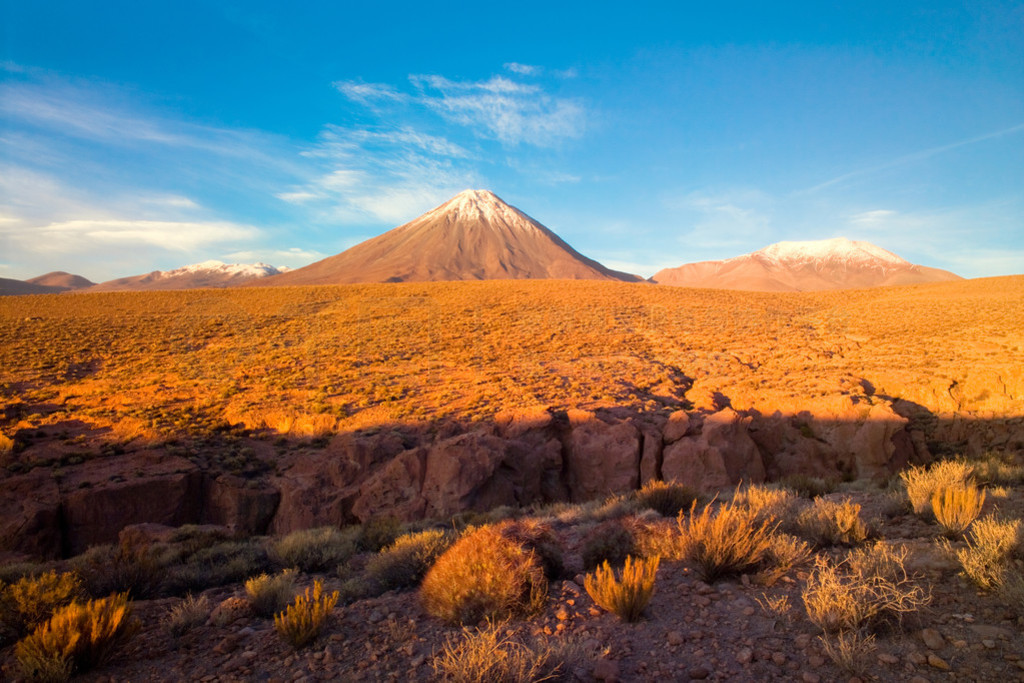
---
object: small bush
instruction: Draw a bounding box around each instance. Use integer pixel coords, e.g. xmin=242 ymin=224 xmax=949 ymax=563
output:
xmin=497 ymin=520 xmax=564 ymax=580
xmin=732 ymin=484 xmax=799 ymax=523
xmin=433 ymin=619 xmax=578 ymax=682
xmin=951 ymin=514 xmax=1022 ymax=589
xmin=271 ymin=526 xmax=358 ymax=573
xmin=245 ymin=570 xmax=297 ymax=618
xmin=164 ymin=593 xmax=211 ymax=638
xmin=584 ymin=555 xmax=660 ymax=622
xmin=581 ymin=520 xmax=638 ymax=571
xmin=900 ymin=460 xmax=973 ymax=517
xmin=819 ymin=631 xmax=876 ymax=676
xmin=71 ymin=537 xmax=165 ymax=599
xmin=676 ymin=500 xmax=775 ymax=582
xmin=758 ymin=533 xmax=812 ymax=585
xmin=365 ymin=529 xmax=453 ymax=592
xmin=165 ymin=539 xmax=272 ymax=594
xmin=357 ymin=516 xmax=403 ymax=552
xmin=931 ymin=485 xmax=985 ymax=537
xmin=795 ymin=498 xmax=871 ymax=547
xmin=15 ymin=593 xmax=138 ymax=681
xmin=778 ymin=474 xmax=837 ymax=499
xmin=4 ymin=570 xmax=83 ymax=636
xmin=802 ymin=544 xmax=928 ymax=633
xmin=420 ymin=525 xmax=547 ymax=625
xmin=274 ymin=579 xmax=339 ymax=649
xmin=635 ymin=480 xmax=698 ymax=517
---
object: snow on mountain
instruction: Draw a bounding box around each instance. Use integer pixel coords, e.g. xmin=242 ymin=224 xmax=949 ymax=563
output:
xmin=754 ymin=238 xmax=908 ymax=268
xmin=89 ymin=260 xmax=286 ymax=292
xmin=652 ymin=238 xmax=962 ymax=292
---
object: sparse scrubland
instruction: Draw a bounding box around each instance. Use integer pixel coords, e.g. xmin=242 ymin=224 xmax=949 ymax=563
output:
xmin=1 ymin=277 xmax=1023 ymax=680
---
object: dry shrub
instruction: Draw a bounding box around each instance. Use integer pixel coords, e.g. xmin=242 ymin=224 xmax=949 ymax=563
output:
xmin=931 ymin=484 xmax=985 ymax=537
xmin=733 ymin=484 xmax=799 ymax=522
xmin=900 ymin=460 xmax=974 ymax=516
xmin=270 ymin=526 xmax=358 ymax=573
xmin=433 ymin=619 xmax=577 ymax=682
xmin=245 ymin=570 xmax=297 ymax=618
xmin=581 ymin=519 xmax=638 ymax=571
xmin=755 ymin=593 xmax=793 ymax=622
xmin=758 ymin=533 xmax=812 ymax=585
xmin=420 ymin=525 xmax=547 ymax=625
xmin=796 ymin=498 xmax=871 ymax=547
xmin=631 ymin=516 xmax=685 ymax=561
xmin=951 ymin=514 xmax=1022 ymax=589
xmin=496 ymin=519 xmax=564 ymax=580
xmin=819 ymin=631 xmax=876 ymax=676
xmin=777 ymin=474 xmax=837 ymax=499
xmin=164 ymin=593 xmax=210 ymax=637
xmin=70 ymin=536 xmax=166 ymax=599
xmin=273 ymin=579 xmax=339 ymax=649
xmin=635 ymin=480 xmax=698 ymax=517
xmin=356 ymin=516 xmax=403 ymax=552
xmin=802 ymin=544 xmax=928 ymax=633
xmin=166 ymin=538 xmax=272 ymax=594
xmin=970 ymin=451 xmax=1024 ymax=487
xmin=15 ymin=593 xmax=138 ymax=681
xmin=676 ymin=500 xmax=775 ymax=582
xmin=4 ymin=570 xmax=84 ymax=636
xmin=999 ymin=571 xmax=1024 ymax=616
xmin=365 ymin=529 xmax=453 ymax=592
xmin=584 ymin=555 xmax=660 ymax=622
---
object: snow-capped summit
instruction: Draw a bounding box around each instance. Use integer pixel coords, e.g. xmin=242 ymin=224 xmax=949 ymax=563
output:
xmin=89 ymin=260 xmax=285 ymax=292
xmin=652 ymin=238 xmax=961 ymax=292
xmin=755 ymin=238 xmax=908 ymax=268
xmin=257 ymin=189 xmax=640 ymax=285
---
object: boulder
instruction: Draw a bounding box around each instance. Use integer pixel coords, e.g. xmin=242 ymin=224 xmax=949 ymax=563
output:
xmin=662 ymin=408 xmax=765 ymax=490
xmin=351 ymin=448 xmax=428 ymax=522
xmin=205 ymin=474 xmax=279 ymax=534
xmin=564 ymin=410 xmax=640 ymax=501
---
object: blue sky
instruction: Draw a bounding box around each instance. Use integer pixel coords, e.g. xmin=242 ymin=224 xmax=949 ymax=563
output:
xmin=1 ymin=1 xmax=1022 ymax=281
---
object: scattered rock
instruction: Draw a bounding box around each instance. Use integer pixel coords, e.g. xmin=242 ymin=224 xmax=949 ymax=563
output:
xmin=593 ymin=658 xmax=620 ymax=682
xmin=920 ymin=628 xmax=945 ymax=650
xmin=927 ymin=653 xmax=949 ymax=670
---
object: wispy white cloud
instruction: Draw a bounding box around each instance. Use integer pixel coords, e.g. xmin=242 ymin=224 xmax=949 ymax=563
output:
xmin=332 ymin=80 xmax=407 ymax=105
xmin=803 ymin=122 xmax=1024 ymax=193
xmin=4 ymin=218 xmax=257 ymax=253
xmin=225 ymin=247 xmax=325 ymax=268
xmin=504 ymin=62 xmax=540 ymax=76
xmin=409 ymin=73 xmax=585 ymax=146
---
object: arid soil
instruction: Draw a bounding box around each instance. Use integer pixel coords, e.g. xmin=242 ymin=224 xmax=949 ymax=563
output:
xmin=2 ymin=486 xmax=1022 ymax=682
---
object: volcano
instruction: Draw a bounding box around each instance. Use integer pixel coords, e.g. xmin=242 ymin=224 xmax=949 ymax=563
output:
xmin=652 ymin=238 xmax=962 ymax=291
xmin=259 ymin=190 xmax=640 ymax=285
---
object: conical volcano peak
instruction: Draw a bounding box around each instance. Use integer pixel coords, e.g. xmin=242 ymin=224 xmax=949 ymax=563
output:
xmin=256 ymin=189 xmax=641 ymax=284
xmin=424 ymin=188 xmax=529 ymax=228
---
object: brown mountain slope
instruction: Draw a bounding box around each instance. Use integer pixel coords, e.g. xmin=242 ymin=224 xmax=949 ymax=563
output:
xmin=259 ymin=189 xmax=640 ymax=285
xmin=653 ymin=237 xmax=962 ymax=291
xmin=0 ymin=277 xmax=56 ymax=296
xmin=26 ymin=271 xmax=95 ymax=291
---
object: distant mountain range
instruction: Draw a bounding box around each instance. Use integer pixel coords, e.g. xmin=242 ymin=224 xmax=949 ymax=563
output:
xmin=651 ymin=238 xmax=962 ymax=291
xmin=257 ymin=189 xmax=639 ymax=286
xmin=2 ymin=192 xmax=965 ymax=295
xmin=87 ymin=260 xmax=286 ymax=292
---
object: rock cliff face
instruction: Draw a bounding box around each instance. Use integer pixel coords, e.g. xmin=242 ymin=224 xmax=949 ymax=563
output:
xmin=3 ymin=395 xmax=987 ymax=559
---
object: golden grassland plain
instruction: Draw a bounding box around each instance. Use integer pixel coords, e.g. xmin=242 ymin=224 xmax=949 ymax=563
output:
xmin=0 ymin=276 xmax=1022 ymax=466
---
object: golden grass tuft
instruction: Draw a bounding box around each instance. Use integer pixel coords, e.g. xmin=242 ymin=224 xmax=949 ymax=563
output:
xmin=245 ymin=570 xmax=297 ymax=618
xmin=931 ymin=484 xmax=985 ymax=537
xmin=676 ymin=500 xmax=776 ymax=582
xmin=15 ymin=592 xmax=138 ymax=682
xmin=732 ymin=483 xmax=799 ymax=523
xmin=432 ymin=619 xmax=575 ymax=683
xmin=4 ymin=570 xmax=84 ymax=637
xmin=365 ymin=529 xmax=453 ymax=592
xmin=270 ymin=526 xmax=358 ymax=573
xmin=273 ymin=579 xmax=339 ymax=649
xmin=795 ymin=498 xmax=872 ymax=547
xmin=584 ymin=555 xmax=660 ymax=622
xmin=164 ymin=593 xmax=211 ymax=637
xmin=900 ymin=460 xmax=974 ymax=517
xmin=420 ymin=525 xmax=548 ymax=625
xmin=950 ymin=514 xmax=1022 ymax=589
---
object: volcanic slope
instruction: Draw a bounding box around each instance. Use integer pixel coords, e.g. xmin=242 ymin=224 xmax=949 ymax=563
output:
xmin=652 ymin=237 xmax=962 ymax=291
xmin=260 ymin=189 xmax=640 ymax=285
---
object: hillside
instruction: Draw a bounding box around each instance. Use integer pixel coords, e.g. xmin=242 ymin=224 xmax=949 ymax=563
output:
xmin=89 ymin=260 xmax=284 ymax=292
xmin=260 ymin=190 xmax=640 ymax=285
xmin=652 ymin=238 xmax=962 ymax=291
